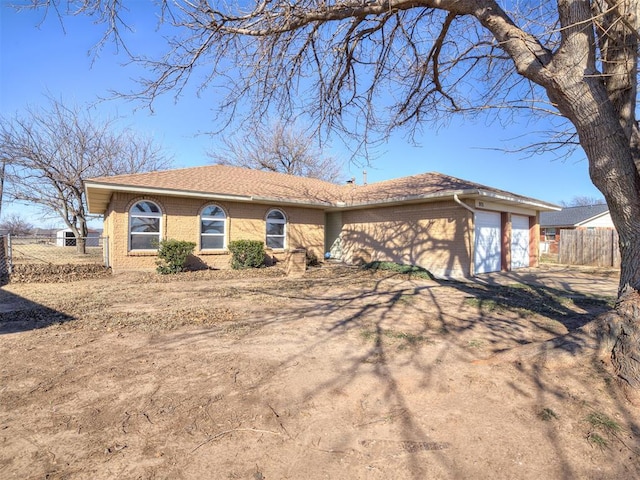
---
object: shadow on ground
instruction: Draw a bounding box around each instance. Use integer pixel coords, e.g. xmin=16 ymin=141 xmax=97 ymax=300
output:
xmin=0 ymin=289 xmax=75 ymax=334
xmin=151 ymin=265 xmax=636 ymax=479
xmin=2 ymin=264 xmax=637 ymax=480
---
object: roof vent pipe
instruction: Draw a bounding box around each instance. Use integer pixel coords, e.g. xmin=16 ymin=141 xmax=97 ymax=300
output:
xmin=363 ymin=170 xmax=367 ymax=185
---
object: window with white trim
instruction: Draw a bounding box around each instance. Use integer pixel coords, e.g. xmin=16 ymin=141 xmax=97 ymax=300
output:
xmin=201 ymin=204 xmax=227 ymax=250
xmin=543 ymin=227 xmax=557 ymax=242
xmin=266 ymin=209 xmax=286 ymax=249
xmin=129 ymin=200 xmax=162 ymax=250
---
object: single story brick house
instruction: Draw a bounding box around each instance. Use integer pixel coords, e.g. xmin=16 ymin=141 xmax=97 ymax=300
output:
xmin=540 ymin=204 xmax=613 ymax=254
xmin=84 ymin=165 xmax=559 ymax=277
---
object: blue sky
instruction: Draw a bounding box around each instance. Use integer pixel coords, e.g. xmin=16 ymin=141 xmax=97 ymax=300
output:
xmin=0 ymin=4 xmax=604 ymax=228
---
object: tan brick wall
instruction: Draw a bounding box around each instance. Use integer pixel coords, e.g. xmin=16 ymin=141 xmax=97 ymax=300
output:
xmin=529 ymin=214 xmax=540 ymax=267
xmin=285 ymin=249 xmax=308 ymax=277
xmin=103 ymin=193 xmax=325 ymax=272
xmin=340 ymin=201 xmax=473 ymax=278
xmin=101 ymin=192 xmax=536 ymax=278
xmin=285 ymin=208 xmax=325 ymax=262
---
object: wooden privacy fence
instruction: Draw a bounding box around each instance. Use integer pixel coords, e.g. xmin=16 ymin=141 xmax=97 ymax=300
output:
xmin=559 ymin=229 xmax=620 ymax=268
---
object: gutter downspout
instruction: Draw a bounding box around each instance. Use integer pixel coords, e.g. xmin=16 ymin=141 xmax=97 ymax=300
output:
xmin=453 ymin=194 xmax=476 ymax=213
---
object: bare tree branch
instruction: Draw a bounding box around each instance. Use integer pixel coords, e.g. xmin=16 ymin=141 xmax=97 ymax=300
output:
xmin=0 ymin=213 xmax=33 ymax=236
xmin=207 ymin=120 xmax=344 ymax=183
xmin=0 ymin=96 xmax=171 ymax=248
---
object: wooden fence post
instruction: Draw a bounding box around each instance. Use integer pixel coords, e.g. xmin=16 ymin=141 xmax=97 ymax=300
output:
xmin=0 ymin=235 xmax=7 ymax=279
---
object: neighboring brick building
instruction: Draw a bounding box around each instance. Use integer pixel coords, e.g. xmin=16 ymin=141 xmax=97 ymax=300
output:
xmin=539 ymin=204 xmax=613 ymax=255
xmin=85 ymin=165 xmax=559 ymax=277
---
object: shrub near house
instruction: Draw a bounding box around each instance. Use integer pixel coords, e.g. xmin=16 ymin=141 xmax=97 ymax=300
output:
xmin=155 ymin=239 xmax=196 ymax=274
xmin=228 ymin=240 xmax=266 ymax=269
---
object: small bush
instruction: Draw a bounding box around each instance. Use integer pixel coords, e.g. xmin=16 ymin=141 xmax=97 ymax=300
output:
xmin=306 ymin=250 xmax=319 ymax=267
xmin=362 ymin=261 xmax=434 ymax=279
xmin=228 ymin=240 xmax=266 ymax=269
xmin=156 ymin=239 xmax=196 ymax=274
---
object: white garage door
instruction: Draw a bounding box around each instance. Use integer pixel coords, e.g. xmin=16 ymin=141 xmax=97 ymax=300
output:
xmin=474 ymin=211 xmax=501 ymax=274
xmin=511 ymin=215 xmax=530 ymax=269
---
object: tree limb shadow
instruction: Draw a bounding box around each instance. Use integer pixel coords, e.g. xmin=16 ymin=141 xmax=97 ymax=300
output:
xmin=0 ymin=289 xmax=75 ymax=334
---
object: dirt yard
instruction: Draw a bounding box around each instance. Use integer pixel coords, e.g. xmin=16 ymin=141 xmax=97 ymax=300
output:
xmin=1 ymin=264 xmax=639 ymax=479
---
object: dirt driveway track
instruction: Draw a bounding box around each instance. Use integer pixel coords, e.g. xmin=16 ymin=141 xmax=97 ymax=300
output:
xmin=1 ymin=264 xmax=638 ymax=479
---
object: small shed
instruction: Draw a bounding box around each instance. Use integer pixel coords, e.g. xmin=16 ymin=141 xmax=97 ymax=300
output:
xmin=56 ymin=228 xmax=100 ymax=247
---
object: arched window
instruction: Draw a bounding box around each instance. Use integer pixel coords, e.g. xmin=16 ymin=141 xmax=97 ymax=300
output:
xmin=201 ymin=204 xmax=227 ymax=250
xmin=266 ymin=209 xmax=286 ymax=249
xmin=129 ymin=200 xmax=162 ymax=250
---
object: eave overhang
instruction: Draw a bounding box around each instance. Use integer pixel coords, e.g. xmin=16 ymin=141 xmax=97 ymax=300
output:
xmin=327 ymin=188 xmax=560 ymax=212
xmin=86 ymin=182 xmax=560 ymax=215
xmin=84 ymin=181 xmax=334 ymax=214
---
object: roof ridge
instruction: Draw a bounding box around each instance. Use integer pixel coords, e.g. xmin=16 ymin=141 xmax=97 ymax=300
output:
xmin=86 ymin=165 xmax=558 ymax=213
xmin=90 ymin=163 xmax=344 ymax=186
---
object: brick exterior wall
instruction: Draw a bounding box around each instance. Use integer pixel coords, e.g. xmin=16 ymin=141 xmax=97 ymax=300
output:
xmin=529 ymin=215 xmax=540 ymax=268
xmin=103 ymin=192 xmax=325 ymax=272
xmin=285 ymin=249 xmax=308 ymax=277
xmin=101 ymin=192 xmax=538 ymax=278
xmin=339 ymin=200 xmax=473 ymax=278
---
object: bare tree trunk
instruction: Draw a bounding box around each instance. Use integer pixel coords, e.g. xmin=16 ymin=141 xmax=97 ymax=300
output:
xmin=74 ymin=217 xmax=89 ymax=254
xmin=611 ymin=223 xmax=640 ymax=400
xmin=76 ymin=236 xmax=87 ymax=255
xmin=557 ymin=78 xmax=640 ymax=400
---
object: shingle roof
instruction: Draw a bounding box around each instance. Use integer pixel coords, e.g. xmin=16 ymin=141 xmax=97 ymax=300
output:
xmin=87 ymin=165 xmax=344 ymax=205
xmin=85 ymin=165 xmax=559 ymax=213
xmin=345 ymin=171 xmax=542 ymax=206
xmin=540 ymin=204 xmax=609 ymax=227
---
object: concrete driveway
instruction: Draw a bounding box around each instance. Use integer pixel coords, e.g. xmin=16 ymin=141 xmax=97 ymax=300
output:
xmin=474 ymin=264 xmax=619 ymax=298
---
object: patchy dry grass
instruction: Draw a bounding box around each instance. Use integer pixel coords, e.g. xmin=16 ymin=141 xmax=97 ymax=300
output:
xmin=1 ymin=264 xmax=638 ymax=480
